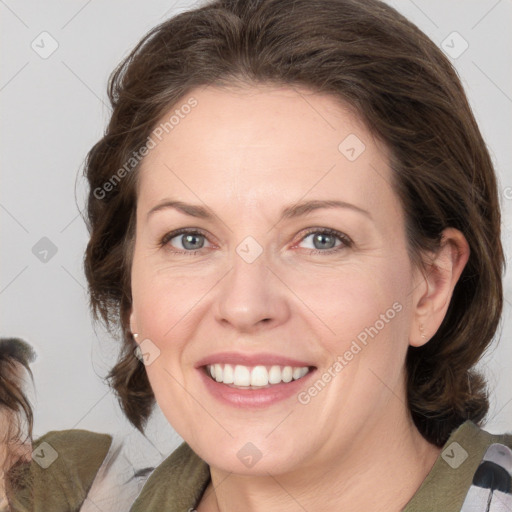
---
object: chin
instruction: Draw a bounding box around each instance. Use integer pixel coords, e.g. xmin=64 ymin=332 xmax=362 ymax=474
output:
xmin=193 ymin=437 xmax=306 ymax=476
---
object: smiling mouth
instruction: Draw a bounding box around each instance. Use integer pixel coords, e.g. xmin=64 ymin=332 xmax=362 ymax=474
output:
xmin=203 ymin=363 xmax=315 ymax=389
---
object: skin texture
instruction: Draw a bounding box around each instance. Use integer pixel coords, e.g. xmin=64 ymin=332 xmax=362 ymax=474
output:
xmin=129 ymin=84 xmax=469 ymax=511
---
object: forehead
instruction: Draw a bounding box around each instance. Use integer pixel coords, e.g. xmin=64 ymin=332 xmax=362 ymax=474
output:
xmin=137 ymin=84 xmax=398 ymax=221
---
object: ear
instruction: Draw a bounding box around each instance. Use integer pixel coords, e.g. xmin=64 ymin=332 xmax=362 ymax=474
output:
xmin=409 ymin=227 xmax=470 ymax=347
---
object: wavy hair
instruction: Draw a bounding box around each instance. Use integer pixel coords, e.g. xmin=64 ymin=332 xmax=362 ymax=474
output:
xmin=1 ymin=337 xmax=36 ymax=507
xmin=83 ymin=0 xmax=504 ymax=447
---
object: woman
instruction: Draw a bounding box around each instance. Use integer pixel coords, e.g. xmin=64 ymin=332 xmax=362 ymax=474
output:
xmin=10 ymin=0 xmax=512 ymax=510
xmin=0 ymin=338 xmax=35 ymax=511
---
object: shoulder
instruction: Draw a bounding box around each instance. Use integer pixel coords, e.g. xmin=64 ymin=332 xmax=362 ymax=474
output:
xmin=33 ymin=428 xmax=113 ymax=461
xmin=404 ymin=420 xmax=512 ymax=512
xmin=9 ymin=429 xmax=196 ymax=512
xmin=9 ymin=429 xmax=113 ymax=511
xmin=130 ymin=442 xmax=210 ymax=512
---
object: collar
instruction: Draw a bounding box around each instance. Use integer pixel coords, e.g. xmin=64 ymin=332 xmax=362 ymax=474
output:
xmin=130 ymin=420 xmax=510 ymax=511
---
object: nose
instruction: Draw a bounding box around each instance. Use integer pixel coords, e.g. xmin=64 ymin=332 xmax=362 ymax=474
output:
xmin=214 ymin=250 xmax=290 ymax=333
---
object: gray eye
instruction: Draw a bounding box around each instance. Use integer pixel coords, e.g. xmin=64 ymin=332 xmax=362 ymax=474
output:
xmin=170 ymin=232 xmax=208 ymax=251
xmin=300 ymin=232 xmax=342 ymax=251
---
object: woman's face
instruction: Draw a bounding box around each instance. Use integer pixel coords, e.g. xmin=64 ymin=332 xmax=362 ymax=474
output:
xmin=130 ymin=84 xmax=426 ymax=474
xmin=0 ymin=362 xmax=32 ymax=500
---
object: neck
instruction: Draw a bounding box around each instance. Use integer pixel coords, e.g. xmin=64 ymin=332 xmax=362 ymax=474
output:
xmin=199 ymin=410 xmax=441 ymax=512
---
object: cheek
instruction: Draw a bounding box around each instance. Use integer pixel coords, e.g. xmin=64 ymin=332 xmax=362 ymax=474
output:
xmin=131 ymin=264 xmax=209 ymax=340
xmin=292 ymin=262 xmax=407 ymax=339
xmin=289 ymin=261 xmax=413 ymax=390
xmin=292 ymin=267 xmax=411 ymax=417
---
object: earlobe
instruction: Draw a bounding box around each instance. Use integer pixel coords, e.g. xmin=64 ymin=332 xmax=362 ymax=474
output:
xmin=129 ymin=310 xmax=139 ymax=341
xmin=409 ymin=228 xmax=470 ymax=348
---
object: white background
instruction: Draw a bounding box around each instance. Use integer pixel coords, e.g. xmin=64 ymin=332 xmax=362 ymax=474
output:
xmin=1 ymin=0 xmax=511 ymax=465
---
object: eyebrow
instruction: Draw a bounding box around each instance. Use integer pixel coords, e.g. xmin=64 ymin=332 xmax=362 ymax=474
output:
xmin=147 ymin=199 xmax=372 ymax=222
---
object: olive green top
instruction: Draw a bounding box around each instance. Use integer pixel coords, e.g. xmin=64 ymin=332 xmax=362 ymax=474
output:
xmin=6 ymin=420 xmax=512 ymax=511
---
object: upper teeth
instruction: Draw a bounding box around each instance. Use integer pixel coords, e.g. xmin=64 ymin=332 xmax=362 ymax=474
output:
xmin=206 ymin=364 xmax=310 ymax=387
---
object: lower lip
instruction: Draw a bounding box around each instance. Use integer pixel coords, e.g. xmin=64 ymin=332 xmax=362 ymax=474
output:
xmin=198 ymin=367 xmax=316 ymax=408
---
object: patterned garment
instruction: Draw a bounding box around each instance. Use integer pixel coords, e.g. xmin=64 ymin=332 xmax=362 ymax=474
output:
xmin=5 ymin=421 xmax=512 ymax=511
xmin=460 ymin=443 xmax=512 ymax=512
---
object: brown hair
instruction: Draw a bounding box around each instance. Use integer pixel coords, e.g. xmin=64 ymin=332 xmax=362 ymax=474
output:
xmin=0 ymin=338 xmax=36 ymax=502
xmin=83 ymin=0 xmax=504 ymax=446
xmin=0 ymin=338 xmax=35 ymax=445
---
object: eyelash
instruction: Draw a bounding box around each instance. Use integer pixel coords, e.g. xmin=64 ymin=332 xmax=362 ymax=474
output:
xmin=159 ymin=227 xmax=352 ymax=256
